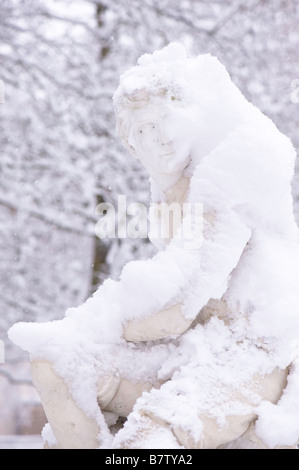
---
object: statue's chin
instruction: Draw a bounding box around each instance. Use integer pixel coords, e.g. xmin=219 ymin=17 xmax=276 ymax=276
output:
xmin=158 ymin=159 xmax=190 ymax=176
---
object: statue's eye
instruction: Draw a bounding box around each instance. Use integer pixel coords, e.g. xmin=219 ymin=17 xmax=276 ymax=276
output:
xmin=138 ymin=124 xmax=155 ymax=135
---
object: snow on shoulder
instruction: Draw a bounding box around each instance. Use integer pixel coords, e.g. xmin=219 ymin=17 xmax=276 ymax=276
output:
xmin=8 ymin=42 xmax=299 ymax=449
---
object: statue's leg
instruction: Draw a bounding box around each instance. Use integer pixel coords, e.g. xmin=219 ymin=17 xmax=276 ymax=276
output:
xmin=99 ymin=377 xmax=155 ymax=418
xmin=220 ymin=421 xmax=298 ymax=449
xmin=31 ymin=360 xmax=101 ymax=449
xmin=113 ymin=407 xmax=256 ymax=449
xmin=113 ymin=366 xmax=289 ymax=449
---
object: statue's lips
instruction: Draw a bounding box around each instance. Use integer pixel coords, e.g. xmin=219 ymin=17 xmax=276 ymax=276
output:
xmin=160 ymin=152 xmax=173 ymax=159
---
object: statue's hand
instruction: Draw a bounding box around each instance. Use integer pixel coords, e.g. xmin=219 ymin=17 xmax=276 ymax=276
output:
xmin=123 ymin=304 xmax=192 ymax=342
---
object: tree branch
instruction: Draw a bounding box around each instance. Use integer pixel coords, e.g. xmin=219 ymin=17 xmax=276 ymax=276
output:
xmin=0 ymin=369 xmax=32 ymax=386
xmin=0 ymin=197 xmax=96 ymax=237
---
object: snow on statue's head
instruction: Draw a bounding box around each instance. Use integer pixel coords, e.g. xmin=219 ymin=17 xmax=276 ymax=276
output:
xmin=113 ymin=42 xmax=247 ymax=188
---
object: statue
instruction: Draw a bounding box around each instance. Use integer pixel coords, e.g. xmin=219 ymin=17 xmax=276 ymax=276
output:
xmin=9 ymin=43 xmax=299 ymax=449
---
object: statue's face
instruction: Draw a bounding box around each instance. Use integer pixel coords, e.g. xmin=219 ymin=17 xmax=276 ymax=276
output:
xmin=127 ymin=100 xmax=192 ymax=179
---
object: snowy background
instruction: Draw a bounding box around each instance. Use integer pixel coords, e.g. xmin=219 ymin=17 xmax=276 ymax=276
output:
xmin=0 ymin=0 xmax=299 ymax=447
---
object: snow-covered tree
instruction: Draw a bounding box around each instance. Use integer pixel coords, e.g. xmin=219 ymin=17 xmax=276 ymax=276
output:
xmin=0 ymin=0 xmax=102 ymax=431
xmin=1 ymin=0 xmax=95 ymax=327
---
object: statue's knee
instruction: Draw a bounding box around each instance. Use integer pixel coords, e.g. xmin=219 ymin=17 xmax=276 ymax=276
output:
xmin=98 ymin=376 xmax=154 ymax=417
xmin=31 ymin=360 xmax=61 ymax=393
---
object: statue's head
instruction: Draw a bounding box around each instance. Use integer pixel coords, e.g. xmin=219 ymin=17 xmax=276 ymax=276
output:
xmin=113 ymin=44 xmax=199 ymax=185
xmin=115 ymin=88 xmax=193 ymax=181
xmin=113 ymin=42 xmax=246 ymax=187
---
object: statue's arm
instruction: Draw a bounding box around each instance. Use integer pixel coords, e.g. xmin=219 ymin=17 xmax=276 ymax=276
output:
xmin=123 ymin=303 xmax=191 ymax=342
xmin=123 ymin=208 xmax=251 ymax=342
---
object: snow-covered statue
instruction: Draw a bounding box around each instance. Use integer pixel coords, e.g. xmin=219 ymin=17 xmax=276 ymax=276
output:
xmin=9 ymin=43 xmax=299 ymax=449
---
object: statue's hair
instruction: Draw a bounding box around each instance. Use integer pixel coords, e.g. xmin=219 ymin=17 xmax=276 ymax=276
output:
xmin=115 ymin=82 xmax=182 ymax=110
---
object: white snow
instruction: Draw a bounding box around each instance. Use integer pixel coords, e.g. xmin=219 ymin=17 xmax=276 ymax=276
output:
xmin=255 ymin=357 xmax=299 ymax=447
xmin=8 ymin=42 xmax=299 ymax=448
xmin=41 ymin=423 xmax=57 ymax=449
